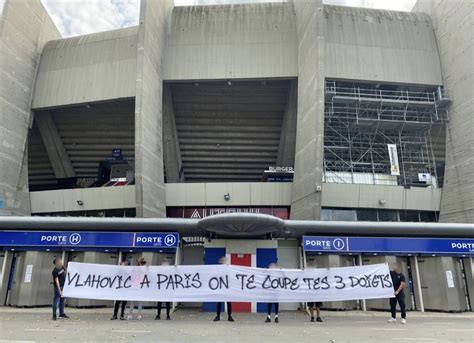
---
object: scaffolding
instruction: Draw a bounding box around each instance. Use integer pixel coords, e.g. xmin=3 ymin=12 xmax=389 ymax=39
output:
xmin=324 ymin=80 xmax=450 ymax=187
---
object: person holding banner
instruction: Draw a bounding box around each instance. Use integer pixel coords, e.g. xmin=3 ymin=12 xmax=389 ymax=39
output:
xmin=111 ymin=261 xmax=129 ymax=320
xmin=127 ymin=257 xmax=147 ymax=320
xmin=213 ymin=256 xmax=234 ymax=322
xmin=265 ymin=262 xmax=279 ymax=323
xmin=52 ymin=258 xmax=69 ymax=320
xmin=156 ymin=260 xmax=172 ymax=320
xmin=307 ymin=302 xmax=323 ymax=322
xmin=388 ymin=263 xmax=407 ymax=324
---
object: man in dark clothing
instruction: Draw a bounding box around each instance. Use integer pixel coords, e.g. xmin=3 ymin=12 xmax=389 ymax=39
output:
xmin=213 ymin=256 xmax=234 ymax=322
xmin=307 ymin=302 xmax=323 ymax=322
xmin=111 ymin=261 xmax=129 ymax=320
xmin=156 ymin=260 xmax=172 ymax=320
xmin=388 ymin=263 xmax=407 ymax=324
xmin=265 ymin=262 xmax=279 ymax=323
xmin=52 ymin=258 xmax=69 ymax=320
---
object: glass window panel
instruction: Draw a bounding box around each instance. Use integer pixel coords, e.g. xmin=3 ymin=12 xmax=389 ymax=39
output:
xmin=356 ymin=209 xmax=378 ymax=221
xmin=333 ymin=209 xmax=357 ymax=221
xmin=321 ymin=208 xmax=332 ymax=221
xmin=399 ymin=210 xmax=420 ymax=222
xmin=378 ymin=210 xmax=398 ymax=221
xmin=419 ymin=211 xmax=437 ymax=222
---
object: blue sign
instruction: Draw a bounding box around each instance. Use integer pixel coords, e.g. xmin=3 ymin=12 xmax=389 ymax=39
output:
xmin=303 ymin=236 xmax=474 ymax=256
xmin=112 ymin=149 xmax=122 ymax=159
xmin=0 ymin=231 xmax=180 ymax=249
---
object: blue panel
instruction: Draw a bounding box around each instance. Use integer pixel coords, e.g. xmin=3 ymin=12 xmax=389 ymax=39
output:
xmin=303 ymin=236 xmax=474 ymax=256
xmin=203 ymin=247 xmax=226 ymax=312
xmin=256 ymin=248 xmax=278 ymax=313
xmin=0 ymin=231 xmax=179 ymax=249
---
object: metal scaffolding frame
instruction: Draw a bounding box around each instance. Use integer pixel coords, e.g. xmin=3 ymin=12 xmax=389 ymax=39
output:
xmin=324 ymin=81 xmax=450 ymax=187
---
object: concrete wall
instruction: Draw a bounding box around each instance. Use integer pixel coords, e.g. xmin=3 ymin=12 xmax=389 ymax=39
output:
xmin=322 ymin=184 xmax=441 ymax=212
xmin=414 ymin=0 xmax=474 ymax=223
xmin=324 ymin=5 xmax=442 ymax=85
xmin=164 ymin=3 xmax=297 ymax=80
xmin=134 ymin=0 xmax=173 ymax=218
xmin=0 ymin=0 xmax=61 ymax=216
xmin=165 ymin=182 xmax=292 ymax=207
xmin=29 ymin=186 xmax=135 ymax=213
xmin=32 ymin=27 xmax=138 ymax=109
xmin=290 ymin=0 xmax=325 ymax=220
xmin=28 ymin=182 xmax=442 ymax=212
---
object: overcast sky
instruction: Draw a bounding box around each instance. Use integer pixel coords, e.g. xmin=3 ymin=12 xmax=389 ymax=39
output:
xmin=37 ymin=0 xmax=416 ymax=38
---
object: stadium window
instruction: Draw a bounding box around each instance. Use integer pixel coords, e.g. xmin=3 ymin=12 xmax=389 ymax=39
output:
xmin=333 ymin=209 xmax=357 ymax=221
xmin=321 ymin=208 xmax=332 ymax=221
xmin=356 ymin=209 xmax=378 ymax=221
xmin=399 ymin=210 xmax=420 ymax=222
xmin=419 ymin=211 xmax=437 ymax=222
xmin=377 ymin=210 xmax=398 ymax=222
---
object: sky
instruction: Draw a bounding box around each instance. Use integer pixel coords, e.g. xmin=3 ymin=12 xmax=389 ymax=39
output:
xmin=36 ymin=0 xmax=417 ymax=38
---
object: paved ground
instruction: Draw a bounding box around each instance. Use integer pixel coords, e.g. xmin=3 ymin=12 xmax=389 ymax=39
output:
xmin=0 ymin=307 xmax=472 ymax=343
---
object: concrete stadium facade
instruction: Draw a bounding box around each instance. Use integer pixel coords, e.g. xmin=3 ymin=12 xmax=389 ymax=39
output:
xmin=0 ymin=0 xmax=472 ymax=312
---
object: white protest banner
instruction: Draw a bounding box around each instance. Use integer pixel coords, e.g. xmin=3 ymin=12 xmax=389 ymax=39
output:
xmin=63 ymin=262 xmax=394 ymax=302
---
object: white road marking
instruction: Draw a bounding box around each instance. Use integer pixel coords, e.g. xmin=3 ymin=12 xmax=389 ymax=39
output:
xmin=0 ymin=341 xmax=37 ymax=343
xmin=112 ymin=330 xmax=152 ymax=333
xmin=447 ymin=329 xmax=474 ymax=332
xmin=395 ymin=338 xmax=435 ymax=341
xmin=370 ymin=328 xmax=407 ymax=331
xmin=24 ymin=328 xmax=65 ymax=332
xmin=423 ymin=322 xmax=454 ymax=325
xmin=355 ymin=321 xmax=383 ymax=324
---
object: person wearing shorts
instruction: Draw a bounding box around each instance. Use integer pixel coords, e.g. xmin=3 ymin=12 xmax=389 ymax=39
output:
xmin=307 ymin=302 xmax=323 ymax=322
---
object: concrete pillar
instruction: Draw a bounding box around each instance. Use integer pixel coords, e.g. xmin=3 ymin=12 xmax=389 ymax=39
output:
xmin=162 ymin=84 xmax=184 ymax=183
xmin=134 ymin=0 xmax=174 ymax=218
xmin=414 ymin=0 xmax=474 ymax=223
xmin=0 ymin=0 xmax=61 ymax=215
xmin=290 ymin=0 xmax=325 ymax=220
xmin=35 ymin=111 xmax=75 ymax=179
xmin=0 ymin=250 xmax=13 ymax=305
xmin=277 ymin=80 xmax=297 ymax=167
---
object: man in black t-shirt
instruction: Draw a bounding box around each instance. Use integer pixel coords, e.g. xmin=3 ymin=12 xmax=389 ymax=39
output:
xmin=388 ymin=263 xmax=406 ymax=324
xmin=52 ymin=258 xmax=69 ymax=320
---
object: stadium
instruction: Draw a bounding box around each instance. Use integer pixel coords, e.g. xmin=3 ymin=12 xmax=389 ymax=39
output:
xmin=0 ymin=0 xmax=472 ymax=317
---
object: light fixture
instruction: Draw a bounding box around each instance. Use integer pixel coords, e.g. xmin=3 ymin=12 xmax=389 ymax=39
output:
xmin=224 ymin=193 xmax=230 ymax=201
xmin=77 ymin=200 xmax=84 ymax=206
xmin=378 ymin=199 xmax=386 ymax=206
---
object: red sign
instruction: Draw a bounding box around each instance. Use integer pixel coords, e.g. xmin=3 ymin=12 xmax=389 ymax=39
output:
xmin=166 ymin=207 xmax=289 ymax=220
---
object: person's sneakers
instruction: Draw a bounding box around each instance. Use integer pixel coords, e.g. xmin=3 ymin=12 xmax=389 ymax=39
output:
xmin=155 ymin=315 xmax=161 ymax=320
xmin=119 ymin=315 xmax=125 ymax=320
xmin=265 ymin=317 xmax=271 ymax=323
xmin=166 ymin=315 xmax=171 ymax=320
xmin=137 ymin=315 xmax=142 ymax=321
xmin=52 ymin=316 xmax=57 ymax=321
xmin=388 ymin=318 xmax=397 ymax=323
xmin=274 ymin=317 xmax=279 ymax=323
xmin=59 ymin=314 xmax=70 ymax=319
xmin=111 ymin=315 xmax=118 ymax=320
xmin=126 ymin=315 xmax=133 ymax=320
xmin=401 ymin=318 xmax=407 ymax=324
xmin=228 ymin=316 xmax=234 ymax=322
xmin=316 ymin=317 xmax=323 ymax=323
xmin=310 ymin=317 xmax=315 ymax=322
xmin=213 ymin=316 xmax=220 ymax=322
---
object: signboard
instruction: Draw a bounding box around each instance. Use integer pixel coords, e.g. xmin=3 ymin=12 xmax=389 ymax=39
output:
xmin=387 ymin=144 xmax=400 ymax=176
xmin=0 ymin=231 xmax=180 ymax=249
xmin=167 ymin=207 xmax=290 ymax=220
xmin=63 ymin=262 xmax=394 ymax=303
xmin=303 ymin=236 xmax=474 ymax=255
